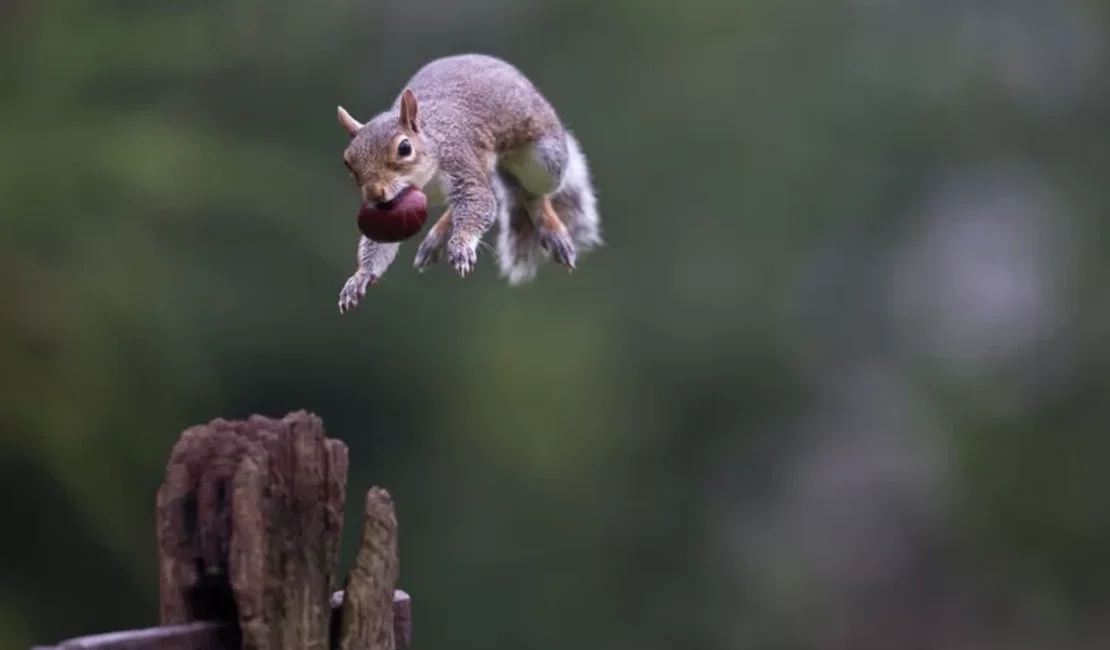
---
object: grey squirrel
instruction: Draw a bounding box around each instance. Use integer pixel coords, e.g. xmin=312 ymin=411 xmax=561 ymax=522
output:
xmin=336 ymin=53 xmax=603 ymax=313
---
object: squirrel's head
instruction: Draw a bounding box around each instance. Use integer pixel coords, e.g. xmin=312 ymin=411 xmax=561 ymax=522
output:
xmin=337 ymin=89 xmax=437 ymax=204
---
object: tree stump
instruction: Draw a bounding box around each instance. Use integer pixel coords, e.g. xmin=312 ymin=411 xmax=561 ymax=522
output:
xmin=153 ymin=411 xmax=409 ymax=650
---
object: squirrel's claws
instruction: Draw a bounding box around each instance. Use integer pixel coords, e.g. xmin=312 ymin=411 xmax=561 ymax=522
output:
xmin=539 ymin=226 xmax=577 ymax=270
xmin=538 ymin=196 xmax=577 ymax=270
xmin=338 ymin=271 xmax=375 ymax=314
xmin=413 ymin=232 xmax=446 ymax=272
xmin=415 ymin=207 xmax=452 ymax=273
xmin=446 ymin=236 xmax=478 ymax=277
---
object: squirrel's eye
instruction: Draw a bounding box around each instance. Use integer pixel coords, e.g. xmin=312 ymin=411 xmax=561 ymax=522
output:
xmin=397 ymin=139 xmax=413 ymax=158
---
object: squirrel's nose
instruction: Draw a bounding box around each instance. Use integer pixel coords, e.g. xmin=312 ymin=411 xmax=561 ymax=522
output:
xmin=363 ymin=185 xmax=387 ymax=204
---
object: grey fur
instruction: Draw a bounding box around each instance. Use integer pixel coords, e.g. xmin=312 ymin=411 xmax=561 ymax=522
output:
xmin=496 ymin=132 xmax=602 ymax=285
xmin=337 ymin=237 xmax=399 ymax=313
xmin=399 ymin=54 xmax=569 ymax=277
xmin=337 ymin=53 xmax=603 ymax=310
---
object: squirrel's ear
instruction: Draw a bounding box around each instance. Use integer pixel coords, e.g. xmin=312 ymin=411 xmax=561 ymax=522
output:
xmin=399 ymin=88 xmax=420 ymax=133
xmin=337 ymin=106 xmax=363 ymax=137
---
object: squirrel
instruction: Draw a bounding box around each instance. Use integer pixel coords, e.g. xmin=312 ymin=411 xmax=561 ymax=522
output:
xmin=335 ymin=53 xmax=603 ymax=313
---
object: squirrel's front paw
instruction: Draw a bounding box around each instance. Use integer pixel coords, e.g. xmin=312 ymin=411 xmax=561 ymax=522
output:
xmin=338 ymin=271 xmax=376 ymax=314
xmin=446 ymin=236 xmax=478 ymax=277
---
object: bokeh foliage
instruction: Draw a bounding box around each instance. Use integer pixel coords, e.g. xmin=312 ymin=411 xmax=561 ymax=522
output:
xmin=5 ymin=0 xmax=1110 ymax=648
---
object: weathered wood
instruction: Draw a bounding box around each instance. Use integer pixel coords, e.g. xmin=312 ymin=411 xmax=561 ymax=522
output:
xmin=147 ymin=411 xmax=407 ymax=650
xmin=335 ymin=488 xmax=401 ymax=650
xmin=32 ymin=411 xmax=410 ymax=650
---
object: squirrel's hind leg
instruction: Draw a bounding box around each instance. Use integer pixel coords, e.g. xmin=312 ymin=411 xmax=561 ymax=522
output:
xmin=551 ymin=132 xmax=602 ymax=253
xmin=495 ymin=132 xmax=601 ymax=284
xmin=495 ymin=175 xmax=576 ymax=284
xmin=538 ymin=197 xmax=577 ymax=270
xmin=501 ymin=131 xmax=601 ymax=251
xmin=500 ymin=133 xmax=569 ymax=197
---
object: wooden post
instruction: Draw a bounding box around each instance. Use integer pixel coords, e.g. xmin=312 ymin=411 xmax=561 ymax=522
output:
xmin=32 ymin=411 xmax=411 ymax=650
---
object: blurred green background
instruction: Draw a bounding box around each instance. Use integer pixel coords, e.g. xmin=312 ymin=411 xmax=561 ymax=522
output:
xmin=4 ymin=0 xmax=1110 ymax=649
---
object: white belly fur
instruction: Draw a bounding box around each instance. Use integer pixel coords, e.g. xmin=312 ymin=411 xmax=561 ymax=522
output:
xmin=500 ymin=143 xmax=562 ymax=196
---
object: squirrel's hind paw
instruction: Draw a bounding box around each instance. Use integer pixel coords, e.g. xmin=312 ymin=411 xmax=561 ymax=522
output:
xmin=539 ymin=226 xmax=577 ymax=270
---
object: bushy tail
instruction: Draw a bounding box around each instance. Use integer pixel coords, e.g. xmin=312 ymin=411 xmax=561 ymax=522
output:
xmin=496 ymin=132 xmax=602 ymax=285
xmin=495 ymin=191 xmax=545 ymax=286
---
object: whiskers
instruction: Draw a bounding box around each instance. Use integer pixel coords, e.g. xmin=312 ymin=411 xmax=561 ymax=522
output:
xmin=476 ymin=238 xmax=497 ymax=259
xmin=386 ymin=184 xmax=405 ymax=203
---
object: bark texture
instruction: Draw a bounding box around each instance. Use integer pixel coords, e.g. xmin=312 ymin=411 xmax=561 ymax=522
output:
xmin=140 ymin=411 xmax=409 ymax=650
